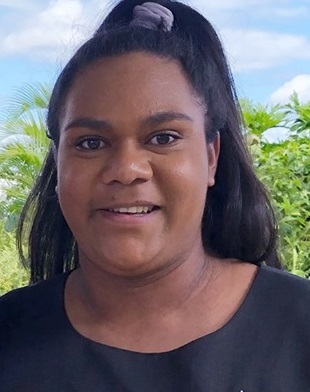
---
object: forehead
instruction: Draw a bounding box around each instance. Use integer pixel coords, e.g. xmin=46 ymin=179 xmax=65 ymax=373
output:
xmin=63 ymin=52 xmax=204 ymax=124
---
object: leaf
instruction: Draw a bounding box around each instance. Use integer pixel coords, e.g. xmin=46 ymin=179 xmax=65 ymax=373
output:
xmin=0 ymin=82 xmax=51 ymax=222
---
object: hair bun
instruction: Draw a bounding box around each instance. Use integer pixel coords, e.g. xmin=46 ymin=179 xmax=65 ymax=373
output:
xmin=130 ymin=2 xmax=174 ymax=32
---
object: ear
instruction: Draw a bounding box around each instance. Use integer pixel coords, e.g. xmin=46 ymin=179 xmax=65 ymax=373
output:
xmin=207 ymin=132 xmax=220 ymax=187
xmin=51 ymin=142 xmax=58 ymax=164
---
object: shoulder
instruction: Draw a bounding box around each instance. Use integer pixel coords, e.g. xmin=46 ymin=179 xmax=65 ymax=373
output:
xmin=0 ymin=273 xmax=69 ymax=328
xmin=256 ymin=265 xmax=310 ymax=327
xmin=259 ymin=265 xmax=310 ymax=295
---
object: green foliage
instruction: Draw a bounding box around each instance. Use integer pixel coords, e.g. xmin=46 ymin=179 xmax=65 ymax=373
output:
xmin=254 ymin=138 xmax=310 ymax=276
xmin=242 ymin=96 xmax=310 ymax=277
xmin=0 ymin=222 xmax=29 ymax=296
xmin=284 ymin=92 xmax=310 ymax=136
xmin=0 ymin=82 xmax=50 ymax=230
xmin=240 ymin=98 xmax=286 ymax=138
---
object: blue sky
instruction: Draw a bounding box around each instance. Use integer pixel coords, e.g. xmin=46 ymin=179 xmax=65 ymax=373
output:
xmin=0 ymin=0 xmax=310 ymax=107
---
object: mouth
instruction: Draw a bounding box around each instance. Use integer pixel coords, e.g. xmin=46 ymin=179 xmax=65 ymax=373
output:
xmin=102 ymin=205 xmax=160 ymax=215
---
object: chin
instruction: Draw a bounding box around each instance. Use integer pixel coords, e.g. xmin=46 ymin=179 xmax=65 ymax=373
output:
xmin=85 ymin=247 xmax=160 ymax=278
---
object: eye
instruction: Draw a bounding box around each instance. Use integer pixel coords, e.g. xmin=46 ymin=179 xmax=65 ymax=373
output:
xmin=149 ymin=132 xmax=180 ymax=145
xmin=76 ymin=137 xmax=106 ymax=150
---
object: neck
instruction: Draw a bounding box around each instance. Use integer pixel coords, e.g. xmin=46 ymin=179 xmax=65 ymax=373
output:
xmin=70 ymin=245 xmax=221 ymax=325
xmin=65 ymin=249 xmax=258 ymax=353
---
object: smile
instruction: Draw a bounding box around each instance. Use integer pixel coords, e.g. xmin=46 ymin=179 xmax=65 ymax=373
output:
xmin=98 ymin=205 xmax=160 ymax=224
xmin=103 ymin=205 xmax=161 ymax=215
xmin=108 ymin=206 xmax=154 ymax=214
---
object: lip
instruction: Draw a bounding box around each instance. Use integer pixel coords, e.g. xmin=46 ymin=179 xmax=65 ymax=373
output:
xmin=101 ymin=201 xmax=160 ymax=210
xmin=98 ymin=208 xmax=160 ymax=225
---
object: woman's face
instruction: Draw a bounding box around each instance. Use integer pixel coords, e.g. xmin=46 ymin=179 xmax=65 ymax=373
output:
xmin=56 ymin=52 xmax=219 ymax=277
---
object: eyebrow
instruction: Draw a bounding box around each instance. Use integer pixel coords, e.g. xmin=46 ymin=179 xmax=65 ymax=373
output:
xmin=64 ymin=111 xmax=193 ymax=132
xmin=142 ymin=111 xmax=194 ymax=127
xmin=64 ymin=118 xmax=111 ymax=132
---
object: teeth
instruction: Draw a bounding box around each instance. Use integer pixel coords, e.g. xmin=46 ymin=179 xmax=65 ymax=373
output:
xmin=109 ymin=206 xmax=153 ymax=214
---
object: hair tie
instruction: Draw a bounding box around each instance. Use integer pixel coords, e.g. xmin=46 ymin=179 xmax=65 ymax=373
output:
xmin=130 ymin=2 xmax=174 ymax=32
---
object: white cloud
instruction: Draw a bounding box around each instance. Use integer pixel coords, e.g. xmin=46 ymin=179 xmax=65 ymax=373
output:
xmin=263 ymin=127 xmax=290 ymax=143
xmin=0 ymin=0 xmax=113 ymax=61
xmin=0 ymin=0 xmax=309 ymax=79
xmin=0 ymin=0 xmax=35 ymax=8
xmin=272 ymin=6 xmax=310 ymax=18
xmin=270 ymin=74 xmax=310 ymax=104
xmin=0 ymin=0 xmax=88 ymax=59
xmin=188 ymin=1 xmax=310 ymax=73
xmin=194 ymin=0 xmax=291 ymax=11
xmin=221 ymin=29 xmax=310 ymax=72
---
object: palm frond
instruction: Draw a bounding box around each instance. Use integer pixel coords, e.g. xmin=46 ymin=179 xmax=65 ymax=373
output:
xmin=0 ymin=82 xmax=50 ymax=122
xmin=0 ymin=82 xmax=51 ymax=230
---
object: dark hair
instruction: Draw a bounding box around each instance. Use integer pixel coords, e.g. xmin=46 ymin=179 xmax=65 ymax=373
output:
xmin=17 ymin=0 xmax=281 ymax=283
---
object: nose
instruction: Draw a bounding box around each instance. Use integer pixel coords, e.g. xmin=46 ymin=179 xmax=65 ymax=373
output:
xmin=101 ymin=142 xmax=153 ymax=185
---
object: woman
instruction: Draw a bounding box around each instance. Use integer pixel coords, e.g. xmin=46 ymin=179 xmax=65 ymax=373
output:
xmin=1 ymin=0 xmax=309 ymax=390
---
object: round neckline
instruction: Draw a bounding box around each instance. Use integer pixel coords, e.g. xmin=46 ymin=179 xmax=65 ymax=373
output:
xmin=60 ymin=264 xmax=267 ymax=356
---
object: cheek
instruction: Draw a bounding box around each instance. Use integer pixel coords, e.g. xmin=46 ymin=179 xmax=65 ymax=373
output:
xmin=173 ymin=143 xmax=209 ymax=189
xmin=159 ymin=149 xmax=209 ymax=217
xmin=56 ymin=154 xmax=95 ymax=221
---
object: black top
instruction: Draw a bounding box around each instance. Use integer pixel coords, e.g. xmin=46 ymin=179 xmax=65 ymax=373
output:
xmin=1 ymin=265 xmax=310 ymax=391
